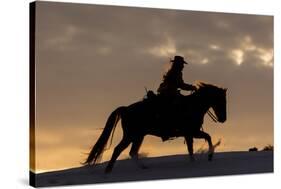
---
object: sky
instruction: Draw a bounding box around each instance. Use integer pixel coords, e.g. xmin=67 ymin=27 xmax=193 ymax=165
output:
xmin=32 ymin=1 xmax=273 ymax=173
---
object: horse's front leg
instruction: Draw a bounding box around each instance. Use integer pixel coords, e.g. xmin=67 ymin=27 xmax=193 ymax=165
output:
xmin=194 ymin=131 xmax=214 ymax=161
xmin=184 ymin=136 xmax=195 ymax=162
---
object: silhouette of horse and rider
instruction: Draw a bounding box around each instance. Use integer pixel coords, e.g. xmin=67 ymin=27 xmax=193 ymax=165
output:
xmin=84 ymin=55 xmax=227 ymax=173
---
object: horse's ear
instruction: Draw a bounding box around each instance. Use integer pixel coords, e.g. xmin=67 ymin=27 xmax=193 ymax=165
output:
xmin=224 ymin=88 xmax=228 ymax=92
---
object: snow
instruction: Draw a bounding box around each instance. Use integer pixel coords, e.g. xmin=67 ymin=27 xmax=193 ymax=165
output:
xmin=34 ymin=151 xmax=273 ymax=187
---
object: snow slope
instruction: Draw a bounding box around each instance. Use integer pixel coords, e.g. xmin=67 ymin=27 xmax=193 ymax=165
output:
xmin=34 ymin=151 xmax=273 ymax=187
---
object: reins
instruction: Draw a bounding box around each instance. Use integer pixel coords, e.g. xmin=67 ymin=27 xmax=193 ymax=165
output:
xmin=207 ymin=110 xmax=218 ymax=123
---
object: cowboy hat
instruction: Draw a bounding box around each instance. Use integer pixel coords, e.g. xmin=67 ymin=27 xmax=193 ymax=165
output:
xmin=170 ymin=55 xmax=188 ymax=64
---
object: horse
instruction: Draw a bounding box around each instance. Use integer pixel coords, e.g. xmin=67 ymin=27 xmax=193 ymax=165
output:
xmin=83 ymin=82 xmax=227 ymax=173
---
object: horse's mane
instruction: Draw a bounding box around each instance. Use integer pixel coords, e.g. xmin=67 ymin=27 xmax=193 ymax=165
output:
xmin=195 ymin=81 xmax=224 ymax=91
xmin=191 ymin=82 xmax=227 ymax=98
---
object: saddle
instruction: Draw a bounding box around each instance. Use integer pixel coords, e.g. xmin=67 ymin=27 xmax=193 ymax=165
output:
xmin=143 ymin=90 xmax=187 ymax=141
xmin=144 ymin=90 xmax=185 ymax=112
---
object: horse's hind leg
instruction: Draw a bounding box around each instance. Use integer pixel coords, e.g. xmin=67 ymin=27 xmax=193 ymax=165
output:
xmin=105 ymin=136 xmax=131 ymax=173
xmin=184 ymin=136 xmax=195 ymax=162
xmin=194 ymin=131 xmax=214 ymax=161
xmin=129 ymin=136 xmax=147 ymax=169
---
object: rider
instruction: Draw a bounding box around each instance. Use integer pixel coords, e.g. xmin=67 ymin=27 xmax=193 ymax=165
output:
xmin=157 ymin=55 xmax=196 ymax=141
xmin=157 ymin=55 xmax=196 ymax=98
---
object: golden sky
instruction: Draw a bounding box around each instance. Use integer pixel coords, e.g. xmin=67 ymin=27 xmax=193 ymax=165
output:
xmin=32 ymin=1 xmax=273 ymax=173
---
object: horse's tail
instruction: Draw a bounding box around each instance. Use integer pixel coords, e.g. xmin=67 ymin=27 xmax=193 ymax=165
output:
xmin=83 ymin=106 xmax=126 ymax=165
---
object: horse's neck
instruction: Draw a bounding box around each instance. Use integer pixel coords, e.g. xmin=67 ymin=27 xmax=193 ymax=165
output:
xmin=192 ymin=93 xmax=211 ymax=115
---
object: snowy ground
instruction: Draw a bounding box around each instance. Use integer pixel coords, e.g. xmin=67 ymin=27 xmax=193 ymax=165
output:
xmin=34 ymin=151 xmax=273 ymax=187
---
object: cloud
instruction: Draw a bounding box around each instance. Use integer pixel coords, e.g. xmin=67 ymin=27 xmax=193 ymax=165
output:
xmin=43 ymin=25 xmax=84 ymax=51
xmin=147 ymin=35 xmax=176 ymax=57
xmin=36 ymin=2 xmax=273 ymax=71
xmin=230 ymin=49 xmax=244 ymax=65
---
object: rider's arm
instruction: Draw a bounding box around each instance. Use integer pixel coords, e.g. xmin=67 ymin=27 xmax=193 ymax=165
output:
xmin=178 ymin=73 xmax=196 ymax=91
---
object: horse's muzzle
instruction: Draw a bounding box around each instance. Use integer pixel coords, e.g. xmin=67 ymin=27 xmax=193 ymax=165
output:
xmin=218 ymin=117 xmax=226 ymax=123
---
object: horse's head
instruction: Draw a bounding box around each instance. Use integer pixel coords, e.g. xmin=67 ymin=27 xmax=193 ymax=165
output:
xmin=196 ymin=82 xmax=227 ymax=123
